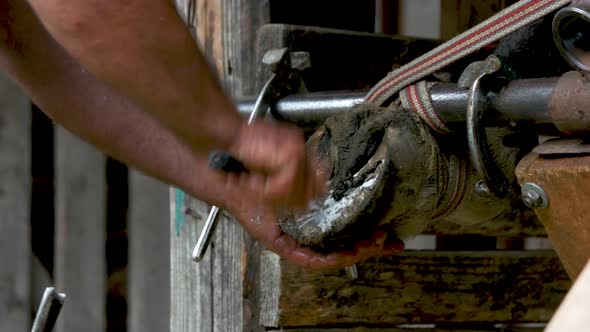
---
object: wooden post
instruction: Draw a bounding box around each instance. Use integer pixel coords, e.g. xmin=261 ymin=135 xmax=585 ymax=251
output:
xmin=259 ymin=251 xmax=569 ymax=327
xmin=516 ymin=153 xmax=590 ymax=279
xmin=170 ymin=196 xmax=213 ymax=332
xmin=170 ymin=1 xmax=270 ymax=331
xmin=129 ymin=171 xmax=170 ymax=332
xmin=55 ymin=128 xmax=106 ymax=332
xmin=0 ymin=72 xmax=31 ymax=331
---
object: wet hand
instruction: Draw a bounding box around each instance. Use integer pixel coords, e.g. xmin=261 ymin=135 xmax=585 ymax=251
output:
xmin=227 ymin=199 xmax=405 ymax=270
xmin=212 ymin=121 xmax=404 ymax=269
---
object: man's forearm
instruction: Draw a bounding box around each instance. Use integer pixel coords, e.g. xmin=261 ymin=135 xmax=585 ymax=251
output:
xmin=1 ymin=1 xmax=232 ymax=207
xmin=26 ymin=0 xmax=243 ymax=155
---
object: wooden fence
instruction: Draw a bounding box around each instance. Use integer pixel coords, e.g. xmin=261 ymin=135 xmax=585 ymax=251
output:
xmin=0 ymin=1 xmax=567 ymax=332
xmin=0 ymin=71 xmax=171 ymax=331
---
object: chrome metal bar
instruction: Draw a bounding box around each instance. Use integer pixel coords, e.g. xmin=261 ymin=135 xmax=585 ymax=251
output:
xmin=235 ymin=78 xmax=558 ymax=128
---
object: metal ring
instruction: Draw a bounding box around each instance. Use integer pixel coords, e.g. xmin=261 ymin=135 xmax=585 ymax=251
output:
xmin=553 ymin=6 xmax=590 ymax=73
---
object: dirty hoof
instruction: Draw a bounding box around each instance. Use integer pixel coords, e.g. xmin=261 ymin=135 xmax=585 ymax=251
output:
xmin=279 ymin=127 xmax=395 ymax=249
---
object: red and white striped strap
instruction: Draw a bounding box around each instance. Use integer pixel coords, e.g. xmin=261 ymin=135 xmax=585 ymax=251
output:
xmin=365 ymin=0 xmax=571 ymax=106
xmin=432 ymin=155 xmax=469 ymax=221
xmin=400 ymin=82 xmax=451 ymax=134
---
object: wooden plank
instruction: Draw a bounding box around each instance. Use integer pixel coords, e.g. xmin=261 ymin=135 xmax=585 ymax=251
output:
xmin=516 ymin=153 xmax=590 ymax=279
xmin=546 ymin=259 xmax=590 ymax=332
xmin=215 ymin=2 xmax=270 ymax=331
xmin=260 ymin=250 xmax=569 ymax=328
xmin=175 ymin=0 xmax=224 ymax=75
xmin=222 ymin=0 xmax=270 ymax=96
xmin=129 ymin=171 xmax=170 ymax=332
xmin=55 ymin=127 xmax=105 ymax=332
xmin=424 ymin=214 xmax=546 ymax=237
xmin=0 ymin=72 xmax=31 ymax=331
xmin=259 ymin=251 xmax=281 ymax=327
xmin=212 ymin=212 xmax=245 ymax=332
xmin=170 ymin=1 xmax=269 ymax=331
xmin=170 ymin=1 xmax=221 ymax=332
xmin=169 ymin=193 xmax=213 ymax=332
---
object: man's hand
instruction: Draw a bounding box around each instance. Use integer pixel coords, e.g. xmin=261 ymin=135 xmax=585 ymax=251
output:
xmin=228 ymin=198 xmax=405 ymax=270
xmin=222 ymin=121 xmax=325 ymax=209
xmin=10 ymin=0 xmax=404 ymax=270
xmin=213 ymin=121 xmax=405 ymax=270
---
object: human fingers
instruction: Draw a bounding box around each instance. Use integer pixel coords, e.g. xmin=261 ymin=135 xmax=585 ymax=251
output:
xmin=228 ymin=121 xmax=313 ymax=208
xmin=266 ymin=230 xmax=404 ymax=271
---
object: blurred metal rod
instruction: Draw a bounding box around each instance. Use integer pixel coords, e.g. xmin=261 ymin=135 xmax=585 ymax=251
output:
xmin=236 ymin=91 xmax=365 ymax=129
xmin=31 ymin=287 xmax=66 ymax=332
xmin=236 ymin=77 xmax=558 ymax=129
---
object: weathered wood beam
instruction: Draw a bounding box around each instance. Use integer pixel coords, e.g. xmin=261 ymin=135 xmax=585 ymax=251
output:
xmin=170 ymin=1 xmax=270 ymax=331
xmin=260 ymin=250 xmax=569 ymax=328
xmin=0 ymin=72 xmax=31 ymax=331
xmin=516 ymin=153 xmax=590 ymax=279
xmin=170 ymin=2 xmax=221 ymax=332
xmin=55 ymin=128 xmax=106 ymax=332
xmin=170 ymin=196 xmax=213 ymax=332
xmin=129 ymin=171 xmax=170 ymax=332
xmin=423 ymin=216 xmax=546 ymax=237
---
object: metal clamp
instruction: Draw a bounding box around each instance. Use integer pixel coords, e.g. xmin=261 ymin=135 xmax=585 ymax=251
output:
xmin=465 ymin=55 xmax=512 ymax=198
xmin=192 ymin=48 xmax=311 ymax=263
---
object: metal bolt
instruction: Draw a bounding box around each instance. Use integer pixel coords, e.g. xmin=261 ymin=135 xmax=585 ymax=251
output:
xmin=262 ymin=48 xmax=290 ymax=73
xmin=474 ymin=180 xmax=491 ymax=196
xmin=521 ymin=182 xmax=549 ymax=209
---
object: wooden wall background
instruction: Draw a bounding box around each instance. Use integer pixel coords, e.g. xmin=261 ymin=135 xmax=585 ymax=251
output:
xmin=0 ymin=1 xmax=567 ymax=332
xmin=0 ymin=49 xmax=170 ymax=332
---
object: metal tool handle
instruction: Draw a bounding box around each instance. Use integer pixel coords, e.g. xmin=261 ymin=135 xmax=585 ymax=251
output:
xmin=193 ymin=148 xmax=248 ymax=262
xmin=31 ymin=287 xmax=66 ymax=332
xmin=208 ymin=151 xmax=247 ymax=173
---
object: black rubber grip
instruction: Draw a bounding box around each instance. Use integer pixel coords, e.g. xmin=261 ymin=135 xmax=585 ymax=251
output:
xmin=208 ymin=151 xmax=248 ymax=174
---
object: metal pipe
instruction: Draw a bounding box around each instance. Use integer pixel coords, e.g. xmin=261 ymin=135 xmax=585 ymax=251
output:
xmin=236 ymin=78 xmax=557 ymax=128
xmin=236 ymin=91 xmax=365 ymax=129
xmin=432 ymin=78 xmax=556 ymax=125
